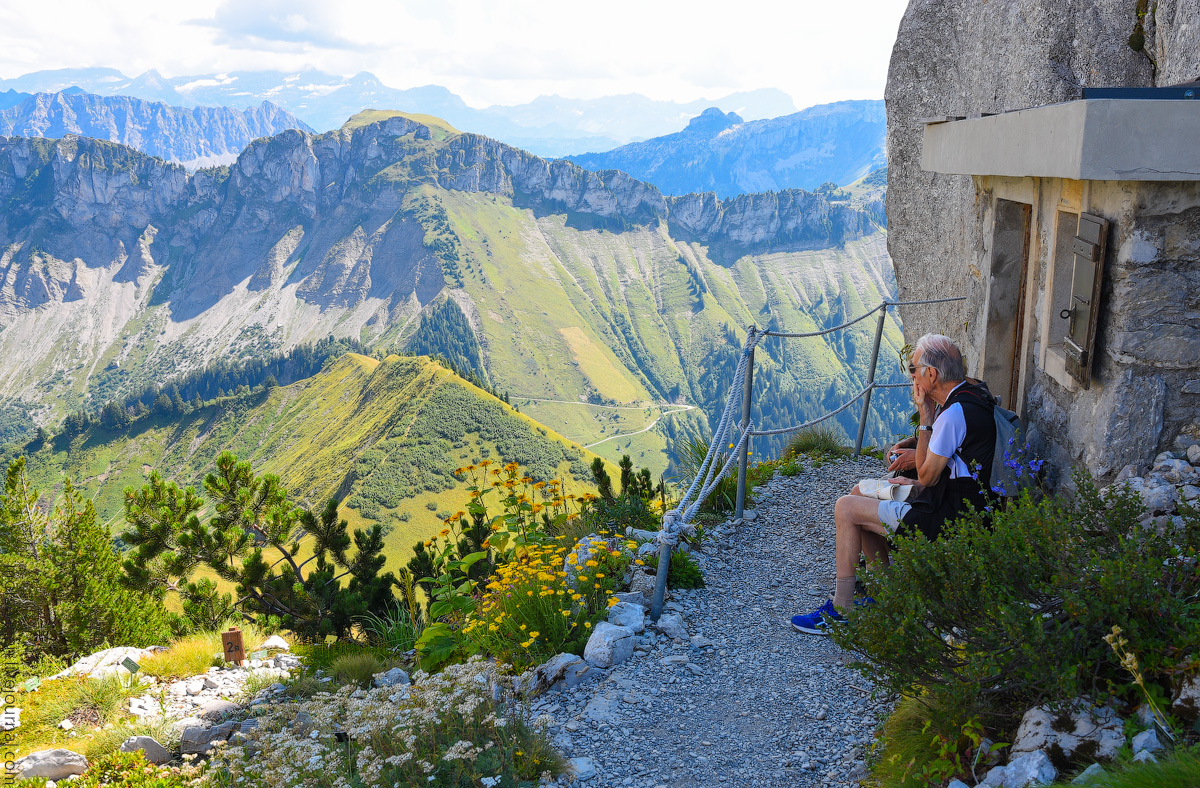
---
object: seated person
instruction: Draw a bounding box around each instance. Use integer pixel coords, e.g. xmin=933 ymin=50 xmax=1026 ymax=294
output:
xmin=791 ymin=333 xmax=997 ymax=635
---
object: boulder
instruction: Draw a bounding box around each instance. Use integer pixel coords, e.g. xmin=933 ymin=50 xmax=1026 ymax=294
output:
xmin=533 ymin=652 xmax=593 ymax=691
xmin=120 ymin=735 xmax=172 ymax=765
xmin=607 ymin=602 xmax=646 ymax=633
xmin=614 ymin=591 xmax=649 ymax=609
xmin=259 ymin=635 xmax=290 ymax=651
xmin=1071 ymin=763 xmax=1106 ymax=784
xmin=49 ymin=646 xmax=154 ymax=680
xmin=566 ymin=756 xmax=597 ymax=781
xmin=372 ymin=667 xmax=410 ymax=688
xmin=1173 ymin=676 xmax=1200 ymax=720
xmin=1132 ymin=750 xmax=1158 ymax=764
xmin=1011 ymin=704 xmax=1124 ymax=764
xmin=655 ymin=612 xmax=689 ymax=641
xmin=14 ymin=749 xmax=88 ymax=780
xmin=626 ymin=571 xmax=657 ymax=602
xmin=1180 ymin=484 xmax=1200 ymax=502
xmin=583 ymin=623 xmax=635 ymax=669
xmin=180 ymin=720 xmax=236 ymax=754
xmin=1003 ymin=750 xmax=1057 ymax=787
xmin=1131 ymin=728 xmax=1162 ymax=754
xmin=198 ymin=699 xmax=239 ymax=721
xmin=978 ymin=764 xmax=1009 ymax=788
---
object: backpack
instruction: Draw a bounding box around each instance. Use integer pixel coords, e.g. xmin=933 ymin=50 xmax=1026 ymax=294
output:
xmin=954 ymin=387 xmax=1035 ymax=498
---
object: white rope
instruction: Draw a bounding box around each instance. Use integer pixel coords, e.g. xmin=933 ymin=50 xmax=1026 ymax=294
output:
xmin=655 ymin=294 xmax=963 ymax=547
xmin=748 ymin=383 xmax=872 ymax=437
xmin=763 ymin=303 xmax=884 ymax=339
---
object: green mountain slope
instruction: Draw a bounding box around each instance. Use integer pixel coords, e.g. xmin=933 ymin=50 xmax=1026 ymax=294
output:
xmin=0 ymin=113 xmax=908 ymax=477
xmin=22 ymin=353 xmax=601 ymax=565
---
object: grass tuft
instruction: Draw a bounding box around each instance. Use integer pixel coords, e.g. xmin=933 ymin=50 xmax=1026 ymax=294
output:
xmin=785 ymin=424 xmax=851 ymax=459
xmin=330 ymin=652 xmax=385 ymax=689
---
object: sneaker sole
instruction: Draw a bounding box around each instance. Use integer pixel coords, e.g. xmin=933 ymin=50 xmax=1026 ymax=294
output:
xmin=791 ymin=621 xmax=832 ymax=635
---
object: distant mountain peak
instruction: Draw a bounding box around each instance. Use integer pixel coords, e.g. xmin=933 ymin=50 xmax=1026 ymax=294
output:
xmin=685 ymin=107 xmax=743 ymax=134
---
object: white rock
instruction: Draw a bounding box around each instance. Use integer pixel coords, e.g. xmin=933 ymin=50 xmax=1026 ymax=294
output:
xmin=1188 ymin=444 xmax=1200 ymax=465
xmin=1011 ymin=703 xmax=1124 ymax=761
xmin=1180 ymin=484 xmax=1200 ymax=502
xmin=1132 ymin=728 xmax=1162 ymax=753
xmin=655 ymin=612 xmax=689 ymax=641
xmin=1132 ymin=749 xmax=1157 ymax=764
xmin=57 ymin=719 xmax=73 ymax=731
xmin=566 ymin=756 xmax=597 ymax=780
xmin=1071 ymin=763 xmax=1105 ymax=784
xmin=120 ymin=736 xmax=172 ymax=765
xmin=690 ymin=634 xmax=715 ymax=649
xmin=372 ymin=667 xmax=410 ymax=688
xmin=947 ymin=781 xmax=971 ymax=788
xmin=49 ymin=646 xmax=154 ymax=680
xmin=185 ymin=680 xmax=204 ymax=696
xmin=583 ymin=622 xmax=635 ymax=669
xmin=607 ymin=602 xmax=646 ymax=633
xmin=1173 ymin=676 xmax=1200 ymax=718
xmin=1003 ymin=750 xmax=1057 ymax=787
xmin=614 ymin=591 xmax=649 ymax=609
xmin=978 ymin=764 xmax=1009 ymax=787
xmin=14 ymin=749 xmax=88 ymax=780
xmin=742 ymin=509 xmax=758 ymax=521
xmin=259 ymin=635 xmax=289 ymax=651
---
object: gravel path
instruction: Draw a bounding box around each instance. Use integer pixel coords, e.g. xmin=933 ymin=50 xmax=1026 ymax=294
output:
xmin=534 ymin=456 xmax=893 ymax=787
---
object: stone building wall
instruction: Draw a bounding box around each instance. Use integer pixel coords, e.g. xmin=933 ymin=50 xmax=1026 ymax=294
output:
xmin=886 ymin=0 xmax=1200 ymax=482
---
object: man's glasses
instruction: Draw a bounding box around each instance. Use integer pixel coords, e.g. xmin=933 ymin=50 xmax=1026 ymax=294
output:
xmin=908 ymin=363 xmax=930 ymax=376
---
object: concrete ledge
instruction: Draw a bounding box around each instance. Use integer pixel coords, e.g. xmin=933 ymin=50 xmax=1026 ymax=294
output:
xmin=922 ymin=100 xmax=1200 ymax=181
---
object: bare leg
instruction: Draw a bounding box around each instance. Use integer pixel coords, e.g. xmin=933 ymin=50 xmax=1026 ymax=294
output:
xmin=861 ymin=531 xmax=890 ymax=569
xmin=832 ymin=495 xmax=892 ymax=610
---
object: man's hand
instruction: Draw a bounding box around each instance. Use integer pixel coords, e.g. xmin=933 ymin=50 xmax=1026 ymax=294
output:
xmin=887 ymin=448 xmax=916 ymax=473
xmin=913 ymin=381 xmax=936 ymax=426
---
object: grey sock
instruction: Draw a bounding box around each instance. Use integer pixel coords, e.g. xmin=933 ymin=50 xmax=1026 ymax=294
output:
xmin=833 ymin=577 xmax=856 ymax=613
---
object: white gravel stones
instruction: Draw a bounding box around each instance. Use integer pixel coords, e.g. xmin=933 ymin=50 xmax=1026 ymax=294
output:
xmin=14 ymin=749 xmax=88 ymax=779
xmin=583 ymin=623 xmax=635 ymax=669
xmin=120 ymin=735 xmax=172 ymax=764
xmin=532 ymin=456 xmax=890 ymax=787
xmin=607 ymin=602 xmax=646 ymax=633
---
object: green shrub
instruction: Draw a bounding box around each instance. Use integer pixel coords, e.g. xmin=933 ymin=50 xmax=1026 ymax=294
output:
xmin=834 ymin=472 xmax=1200 ymax=714
xmin=360 ymin=572 xmax=425 ymax=654
xmin=785 ymin=423 xmax=850 ymax=459
xmin=331 ymin=651 xmax=385 ymax=689
xmin=0 ymin=459 xmax=171 ymax=665
xmin=643 ymin=548 xmax=705 ymax=589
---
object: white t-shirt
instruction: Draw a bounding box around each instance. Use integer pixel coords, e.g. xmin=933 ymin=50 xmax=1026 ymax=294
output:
xmin=928 ymin=382 xmax=972 ymax=479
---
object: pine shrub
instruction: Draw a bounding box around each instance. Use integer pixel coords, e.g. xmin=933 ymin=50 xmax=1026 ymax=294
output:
xmin=833 ymin=472 xmax=1200 ymax=713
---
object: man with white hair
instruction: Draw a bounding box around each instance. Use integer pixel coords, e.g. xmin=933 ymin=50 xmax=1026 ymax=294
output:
xmin=791 ymin=333 xmax=997 ymax=634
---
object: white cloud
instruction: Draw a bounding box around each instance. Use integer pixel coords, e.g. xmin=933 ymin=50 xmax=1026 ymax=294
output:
xmin=0 ymin=0 xmax=909 ymax=109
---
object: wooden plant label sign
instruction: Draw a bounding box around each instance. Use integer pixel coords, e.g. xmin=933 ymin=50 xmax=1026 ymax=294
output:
xmin=23 ymin=677 xmax=40 ymax=692
xmin=120 ymin=657 xmax=140 ymax=674
xmin=222 ymin=627 xmax=246 ymax=664
xmin=249 ymin=650 xmax=268 ymax=661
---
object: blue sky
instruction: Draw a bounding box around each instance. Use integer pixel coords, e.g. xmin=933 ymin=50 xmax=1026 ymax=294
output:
xmin=0 ymin=0 xmax=909 ymax=108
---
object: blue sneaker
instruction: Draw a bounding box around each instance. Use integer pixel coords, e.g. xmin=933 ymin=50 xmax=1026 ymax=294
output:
xmin=791 ymin=599 xmax=846 ymax=635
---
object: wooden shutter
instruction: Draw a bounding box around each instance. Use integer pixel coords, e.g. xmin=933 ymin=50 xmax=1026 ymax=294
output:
xmin=1063 ymin=212 xmax=1109 ymax=388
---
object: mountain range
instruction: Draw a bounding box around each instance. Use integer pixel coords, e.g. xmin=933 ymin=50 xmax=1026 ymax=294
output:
xmin=565 ymin=101 xmax=887 ymax=198
xmin=0 ymin=90 xmax=310 ymax=169
xmin=0 ymin=110 xmax=907 ymax=481
xmin=0 ymin=68 xmax=798 ymax=157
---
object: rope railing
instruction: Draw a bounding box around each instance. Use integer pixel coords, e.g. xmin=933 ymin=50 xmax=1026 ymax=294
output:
xmin=646 ymin=294 xmax=964 ymax=620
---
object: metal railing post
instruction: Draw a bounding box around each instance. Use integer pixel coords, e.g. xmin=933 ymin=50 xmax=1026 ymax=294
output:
xmin=649 ymin=537 xmax=671 ymax=622
xmin=854 ymin=305 xmax=889 ymax=456
xmin=734 ymin=330 xmax=755 ymax=520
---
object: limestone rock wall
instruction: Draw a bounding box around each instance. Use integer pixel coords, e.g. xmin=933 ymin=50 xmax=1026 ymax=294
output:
xmin=886 ymin=0 xmax=1200 ymax=479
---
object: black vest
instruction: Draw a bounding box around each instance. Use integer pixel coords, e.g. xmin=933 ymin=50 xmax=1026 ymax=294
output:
xmin=900 ymin=380 xmax=997 ymax=540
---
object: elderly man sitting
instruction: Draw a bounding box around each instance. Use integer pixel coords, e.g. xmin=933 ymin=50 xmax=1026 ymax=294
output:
xmin=791 ymin=334 xmax=997 ymax=635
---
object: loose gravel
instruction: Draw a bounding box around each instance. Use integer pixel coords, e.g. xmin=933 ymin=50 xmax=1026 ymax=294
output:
xmin=532 ymin=456 xmax=894 ymax=787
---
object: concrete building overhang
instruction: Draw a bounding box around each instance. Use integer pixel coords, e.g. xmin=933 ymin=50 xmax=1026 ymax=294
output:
xmin=921 ymin=99 xmax=1200 ymax=181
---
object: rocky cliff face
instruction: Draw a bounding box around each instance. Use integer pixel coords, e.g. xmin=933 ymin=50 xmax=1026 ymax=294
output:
xmin=566 ymin=101 xmax=887 ymax=198
xmin=0 ymin=91 xmax=312 ymax=169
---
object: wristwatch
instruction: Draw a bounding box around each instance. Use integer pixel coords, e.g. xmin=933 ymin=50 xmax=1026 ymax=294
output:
xmin=917 ymin=425 xmax=933 ymax=432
